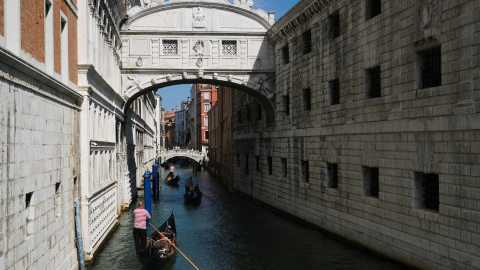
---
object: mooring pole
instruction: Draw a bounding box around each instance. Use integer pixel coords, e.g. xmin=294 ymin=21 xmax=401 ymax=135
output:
xmin=143 ymin=171 xmax=152 ymax=222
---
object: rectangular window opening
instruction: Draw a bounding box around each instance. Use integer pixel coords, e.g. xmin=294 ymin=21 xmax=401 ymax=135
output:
xmin=366 ymin=66 xmax=381 ymax=99
xmin=301 ymin=160 xmax=309 ymax=183
xmin=245 ymin=155 xmax=249 ymax=175
xmin=419 ymin=46 xmax=441 ymax=89
xmin=330 ymin=78 xmax=340 ymax=105
xmin=282 ymin=44 xmax=290 ymax=64
xmin=366 ymin=0 xmax=382 ymax=20
xmin=414 ymin=172 xmax=439 ymax=211
xmin=268 ymin=156 xmax=273 ymax=175
xmin=255 ymin=155 xmax=260 ymax=172
xmin=330 ymin=10 xmax=341 ymax=39
xmin=302 ymin=88 xmax=311 ymax=111
xmin=362 ymin=166 xmax=379 ymax=197
xmin=283 ymin=95 xmax=290 ymax=115
xmin=327 ymin=162 xmax=338 ymax=188
xmin=281 ymin=158 xmax=287 ymax=178
xmin=256 ymin=103 xmax=262 ymax=121
xmin=303 ymin=29 xmax=312 ymax=54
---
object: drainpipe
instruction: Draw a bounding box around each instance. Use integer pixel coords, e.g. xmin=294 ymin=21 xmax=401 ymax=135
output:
xmin=74 ymin=199 xmax=86 ymax=270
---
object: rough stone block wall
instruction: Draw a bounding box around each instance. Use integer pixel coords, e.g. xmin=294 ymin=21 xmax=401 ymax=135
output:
xmin=0 ymin=60 xmax=80 ymax=270
xmin=233 ymin=1 xmax=480 ymax=269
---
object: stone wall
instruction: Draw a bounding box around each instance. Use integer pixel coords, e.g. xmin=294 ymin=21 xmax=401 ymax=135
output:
xmin=232 ymin=1 xmax=480 ymax=269
xmin=0 ymin=49 xmax=81 ymax=270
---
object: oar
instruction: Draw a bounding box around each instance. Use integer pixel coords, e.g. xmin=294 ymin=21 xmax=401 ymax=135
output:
xmin=149 ymin=223 xmax=200 ymax=270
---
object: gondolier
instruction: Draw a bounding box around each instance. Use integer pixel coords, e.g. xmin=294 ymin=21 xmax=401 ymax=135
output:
xmin=133 ymin=201 xmax=151 ymax=255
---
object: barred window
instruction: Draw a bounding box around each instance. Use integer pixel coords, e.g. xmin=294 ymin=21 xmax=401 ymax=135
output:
xmin=414 ymin=172 xmax=439 ymax=211
xmin=163 ymin=40 xmax=178 ymax=55
xmin=222 ymin=41 xmax=237 ymax=55
xmin=303 ymin=29 xmax=312 ymax=54
xmin=282 ymin=44 xmax=290 ymax=64
xmin=330 ymin=10 xmax=341 ymax=39
xmin=366 ymin=0 xmax=381 ymax=20
xmin=330 ymin=78 xmax=340 ymax=105
xmin=366 ymin=66 xmax=381 ymax=98
xmin=327 ymin=162 xmax=338 ymax=188
xmin=419 ymin=46 xmax=441 ymax=89
xmin=362 ymin=166 xmax=379 ymax=197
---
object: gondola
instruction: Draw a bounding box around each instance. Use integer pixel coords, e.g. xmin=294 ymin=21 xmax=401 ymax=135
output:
xmin=138 ymin=212 xmax=177 ymax=267
xmin=184 ymin=184 xmax=202 ymax=204
xmin=165 ymin=174 xmax=180 ymax=185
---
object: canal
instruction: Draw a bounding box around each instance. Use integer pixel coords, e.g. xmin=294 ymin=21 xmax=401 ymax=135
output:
xmin=88 ymin=164 xmax=410 ymax=270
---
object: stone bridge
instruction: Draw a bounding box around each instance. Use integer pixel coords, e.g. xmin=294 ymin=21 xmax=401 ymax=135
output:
xmin=120 ymin=0 xmax=277 ymax=122
xmin=158 ymin=149 xmax=208 ymax=165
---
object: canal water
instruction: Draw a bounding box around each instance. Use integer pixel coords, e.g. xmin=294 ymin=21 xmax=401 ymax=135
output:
xmin=88 ymin=164 xmax=410 ymax=270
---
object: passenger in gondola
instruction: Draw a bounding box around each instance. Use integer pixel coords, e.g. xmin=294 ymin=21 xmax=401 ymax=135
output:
xmin=133 ymin=201 xmax=151 ymax=255
xmin=185 ymin=176 xmax=193 ymax=194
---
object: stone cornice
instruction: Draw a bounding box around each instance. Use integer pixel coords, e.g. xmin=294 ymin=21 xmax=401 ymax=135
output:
xmin=0 ymin=46 xmax=83 ymax=107
xmin=123 ymin=2 xmax=272 ymax=31
xmin=268 ymin=0 xmax=333 ymax=44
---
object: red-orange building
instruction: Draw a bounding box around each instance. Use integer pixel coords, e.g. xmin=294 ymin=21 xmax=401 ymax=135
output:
xmin=208 ymin=86 xmax=233 ymax=185
xmin=195 ymin=84 xmax=217 ymax=153
xmin=163 ymin=109 xmax=176 ymax=150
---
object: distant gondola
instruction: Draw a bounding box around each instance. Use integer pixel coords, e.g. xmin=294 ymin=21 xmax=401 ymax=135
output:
xmin=184 ymin=184 xmax=202 ymax=204
xmin=165 ymin=174 xmax=180 ymax=185
xmin=138 ymin=212 xmax=177 ymax=267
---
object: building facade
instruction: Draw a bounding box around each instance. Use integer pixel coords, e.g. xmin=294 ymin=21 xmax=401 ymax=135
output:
xmin=0 ymin=0 xmax=81 ymax=269
xmin=230 ymin=1 xmax=480 ymax=269
xmin=195 ymin=84 xmax=217 ymax=153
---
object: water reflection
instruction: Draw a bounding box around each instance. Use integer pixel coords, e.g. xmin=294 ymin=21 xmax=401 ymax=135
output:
xmin=88 ymin=164 xmax=410 ymax=270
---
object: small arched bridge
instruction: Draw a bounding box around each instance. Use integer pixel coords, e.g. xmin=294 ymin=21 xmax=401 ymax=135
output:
xmin=158 ymin=149 xmax=208 ymax=166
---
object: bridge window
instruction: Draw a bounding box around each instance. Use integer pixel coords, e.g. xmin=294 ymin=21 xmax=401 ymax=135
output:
xmin=330 ymin=10 xmax=341 ymax=39
xmin=302 ymin=88 xmax=311 ymax=111
xmin=362 ymin=166 xmax=379 ymax=197
xmin=330 ymin=78 xmax=340 ymax=105
xmin=303 ymin=29 xmax=312 ymax=55
xmin=282 ymin=44 xmax=290 ymax=64
xmin=222 ymin=40 xmax=237 ymax=55
xmin=163 ymin=40 xmax=178 ymax=55
xmin=327 ymin=162 xmax=338 ymax=188
xmin=419 ymin=45 xmax=441 ymax=89
xmin=413 ymin=172 xmax=439 ymax=211
xmin=366 ymin=0 xmax=382 ymax=20
xmin=366 ymin=66 xmax=381 ymax=99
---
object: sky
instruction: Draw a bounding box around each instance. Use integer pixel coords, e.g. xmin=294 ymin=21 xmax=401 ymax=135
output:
xmin=157 ymin=0 xmax=300 ymax=112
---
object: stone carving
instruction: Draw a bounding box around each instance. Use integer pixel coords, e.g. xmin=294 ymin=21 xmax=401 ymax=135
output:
xmin=255 ymin=58 xmax=262 ymax=68
xmin=151 ymin=78 xmax=156 ymax=85
xmin=255 ymin=75 xmax=274 ymax=100
xmin=213 ymin=73 xmax=218 ymax=80
xmin=227 ymin=74 xmax=233 ymax=81
xmin=193 ymin=7 xmax=206 ymax=22
xmin=196 ymin=57 xmax=203 ymax=68
xmin=166 ymin=74 xmax=172 ymax=81
xmin=136 ymin=57 xmax=143 ymax=67
xmin=194 ymin=41 xmax=205 ymax=55
xmin=127 ymin=75 xmax=141 ymax=89
xmin=419 ymin=0 xmax=438 ymax=30
xmin=197 ymin=70 xmax=204 ymax=78
xmin=182 ymin=72 xmax=188 ymax=79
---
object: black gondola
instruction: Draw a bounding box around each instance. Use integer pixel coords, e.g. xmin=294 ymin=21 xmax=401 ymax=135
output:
xmin=165 ymin=174 xmax=180 ymax=185
xmin=184 ymin=184 xmax=202 ymax=204
xmin=138 ymin=212 xmax=177 ymax=267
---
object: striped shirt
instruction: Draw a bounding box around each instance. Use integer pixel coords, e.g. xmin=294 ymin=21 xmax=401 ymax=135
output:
xmin=133 ymin=207 xmax=151 ymax=229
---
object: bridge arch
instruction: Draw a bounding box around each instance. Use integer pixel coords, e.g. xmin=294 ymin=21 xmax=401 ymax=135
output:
xmin=120 ymin=0 xmax=277 ymax=122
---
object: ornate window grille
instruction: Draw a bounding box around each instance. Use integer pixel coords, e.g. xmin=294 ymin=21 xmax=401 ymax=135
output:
xmin=163 ymin=40 xmax=178 ymax=55
xmin=222 ymin=41 xmax=237 ymax=55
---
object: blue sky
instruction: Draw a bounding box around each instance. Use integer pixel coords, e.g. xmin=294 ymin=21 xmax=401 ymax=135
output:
xmin=158 ymin=0 xmax=300 ymax=112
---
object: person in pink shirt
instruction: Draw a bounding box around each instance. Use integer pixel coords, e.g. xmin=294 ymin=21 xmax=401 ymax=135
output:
xmin=133 ymin=201 xmax=151 ymax=254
